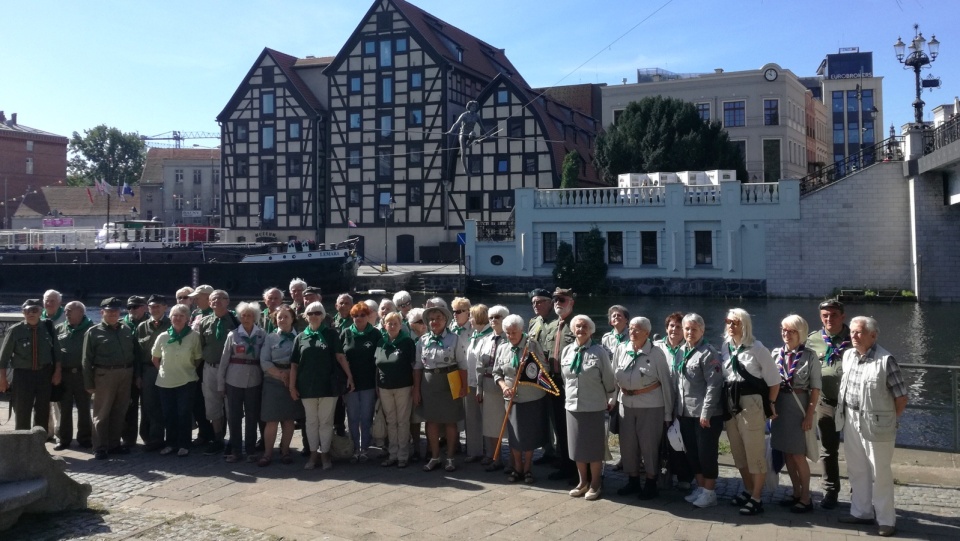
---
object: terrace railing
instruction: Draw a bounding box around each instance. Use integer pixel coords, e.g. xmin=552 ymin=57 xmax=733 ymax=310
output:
xmin=799 ymin=134 xmax=905 ymax=196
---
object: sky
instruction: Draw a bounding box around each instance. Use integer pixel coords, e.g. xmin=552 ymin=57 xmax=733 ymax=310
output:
xmin=2 ymin=0 xmax=957 ymax=150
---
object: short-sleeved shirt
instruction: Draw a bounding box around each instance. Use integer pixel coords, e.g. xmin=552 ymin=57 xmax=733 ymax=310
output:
xmin=415 ymin=330 xmax=465 ymax=370
xmin=721 ymin=339 xmax=780 ymax=387
xmin=842 ymin=345 xmax=907 ymax=409
xmin=290 ymin=326 xmax=343 ymax=398
xmin=806 ymin=326 xmax=850 ymax=402
xmin=771 ymin=346 xmax=822 ymax=392
xmin=152 ymin=329 xmax=202 ymax=388
xmin=375 ymin=333 xmax=416 ymax=389
xmin=341 ymin=324 xmax=382 ymax=391
xmin=613 ymin=339 xmax=673 ymax=416
xmin=493 ymin=335 xmax=547 ymax=403
xmin=260 ymin=331 xmax=297 ymax=376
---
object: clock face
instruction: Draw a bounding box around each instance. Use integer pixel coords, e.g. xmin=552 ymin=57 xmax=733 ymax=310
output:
xmin=764 ymin=68 xmax=778 ymax=81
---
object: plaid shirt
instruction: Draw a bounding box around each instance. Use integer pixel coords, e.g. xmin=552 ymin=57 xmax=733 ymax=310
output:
xmin=843 ymin=345 xmax=908 ymax=409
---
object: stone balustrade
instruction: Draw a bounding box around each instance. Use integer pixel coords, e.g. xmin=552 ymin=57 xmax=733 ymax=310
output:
xmin=683 ymin=185 xmax=721 ymax=205
xmin=534 ymin=187 xmax=665 ymax=208
xmin=741 ymin=182 xmax=780 ymax=203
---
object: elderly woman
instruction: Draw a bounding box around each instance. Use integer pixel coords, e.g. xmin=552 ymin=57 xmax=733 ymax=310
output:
xmin=414 ymin=305 xmax=467 ymax=472
xmin=601 ymin=304 xmax=629 ymax=471
xmin=479 ymin=305 xmax=508 ymax=469
xmin=463 ymin=303 xmax=490 ymax=463
xmin=377 ymin=299 xmax=397 ymax=330
xmin=258 ymin=304 xmax=304 ymax=466
xmin=290 ymin=301 xmax=355 ymax=470
xmin=614 ymin=317 xmax=673 ymax=500
xmin=364 ymin=299 xmax=380 ymax=327
xmin=341 ymin=302 xmax=383 ymax=462
xmin=375 ymin=311 xmax=417 ymax=467
xmin=721 ymin=308 xmax=780 ymax=515
xmin=217 ymin=302 xmax=266 ymax=463
xmin=772 ymin=314 xmax=822 ymax=513
xmin=393 ymin=290 xmax=413 ymax=334
xmin=152 ymin=304 xmax=202 ymax=456
xmin=493 ymin=314 xmax=549 ymax=483
xmin=562 ymin=315 xmax=616 ymax=501
xmin=406 ymin=307 xmax=427 ymax=462
xmin=675 ymin=313 xmax=725 ymax=508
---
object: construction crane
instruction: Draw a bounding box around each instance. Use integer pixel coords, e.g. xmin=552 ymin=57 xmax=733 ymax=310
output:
xmin=140 ymin=131 xmax=220 ymax=148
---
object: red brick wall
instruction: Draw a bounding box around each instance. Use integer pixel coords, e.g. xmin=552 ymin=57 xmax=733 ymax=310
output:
xmin=0 ymin=132 xmax=68 ymax=226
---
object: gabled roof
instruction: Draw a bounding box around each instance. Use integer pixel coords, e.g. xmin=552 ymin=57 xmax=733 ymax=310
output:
xmin=140 ymin=148 xmax=221 ymax=185
xmin=216 ymin=48 xmax=324 ymax=122
xmin=295 ymin=56 xmax=335 ymax=67
xmin=0 ymin=113 xmax=68 ymax=143
xmin=14 ymin=186 xmax=141 ymax=218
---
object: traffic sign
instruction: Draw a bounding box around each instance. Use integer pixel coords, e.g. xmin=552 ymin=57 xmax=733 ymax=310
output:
xmin=456 ymin=233 xmax=466 ymax=245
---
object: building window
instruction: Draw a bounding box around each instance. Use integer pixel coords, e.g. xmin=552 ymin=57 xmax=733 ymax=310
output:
xmin=641 ymin=231 xmax=658 ymax=265
xmin=175 ymin=194 xmax=184 ymax=210
xmin=261 ymin=161 xmax=277 ymax=187
xmin=213 ymin=169 xmax=220 ymax=184
xmin=381 ymin=76 xmax=393 ymax=103
xmin=262 ymin=126 xmax=275 ymax=149
xmin=396 ymin=37 xmax=408 ymax=52
xmin=380 ymin=115 xmax=393 ymax=139
xmin=348 ymin=187 xmax=361 ymax=205
xmin=410 ymin=70 xmax=423 ymax=89
xmin=236 ymin=203 xmax=249 ymax=216
xmin=289 ymin=155 xmax=303 ymax=176
xmin=612 ymin=109 xmax=625 ymax=125
xmin=378 ymin=150 xmax=392 ymax=178
xmin=175 ymin=169 xmax=184 ymax=183
xmin=261 ymin=68 xmax=273 ymax=86
xmin=235 ymin=122 xmax=248 ymax=141
xmin=409 ymin=144 xmax=423 ymax=165
xmin=723 ymin=101 xmax=745 ymax=127
xmin=349 ymin=112 xmax=361 ymax=130
xmin=763 ymin=139 xmax=781 ymax=182
xmin=26 ymin=141 xmax=33 ymax=152
xmin=193 ymin=169 xmax=202 ymax=184
xmin=289 ymin=193 xmax=302 ymax=215
xmin=409 ymin=183 xmax=423 ymax=205
xmin=25 ymin=157 xmax=33 ymax=174
xmin=696 ymin=103 xmax=710 ymax=122
xmin=496 ymin=155 xmax=509 ymax=173
xmin=261 ymin=92 xmax=275 ymax=115
xmin=764 ymin=99 xmax=779 ymax=126
xmin=508 ymin=118 xmax=523 ymax=138
xmin=608 ymin=231 xmax=623 ymax=265
xmin=496 ymin=89 xmax=509 ymax=104
xmin=377 ymin=11 xmax=391 ymax=31
xmin=542 ymin=232 xmax=557 ymax=263
xmin=236 ymin=157 xmax=248 ymax=176
xmin=380 ymin=40 xmax=392 ymax=67
xmin=193 ymin=194 xmax=202 ymax=209
xmin=469 ymin=156 xmax=482 ymax=176
xmin=467 ymin=194 xmax=483 ymax=211
xmin=456 ymin=47 xmax=463 ymax=63
xmin=262 ymin=196 xmax=276 ymax=225
xmin=350 ymin=76 xmax=361 ymax=94
xmin=409 ymin=108 xmax=423 ymax=126
xmin=363 ymin=40 xmax=375 ymax=55
xmin=491 ymin=191 xmax=513 ymax=210
xmin=348 ymin=148 xmax=361 ymax=167
xmin=694 ymin=231 xmax=713 ymax=266
xmin=289 ymin=120 xmax=301 ymax=140
xmin=213 ymin=194 xmax=220 ymax=212
xmin=523 ymin=155 xmax=537 ymax=173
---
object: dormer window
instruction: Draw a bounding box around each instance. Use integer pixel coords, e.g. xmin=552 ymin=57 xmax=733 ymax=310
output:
xmin=457 ymin=47 xmax=463 ymax=62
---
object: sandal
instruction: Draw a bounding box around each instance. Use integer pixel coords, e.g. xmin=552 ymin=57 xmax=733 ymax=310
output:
xmin=423 ymin=458 xmax=442 ymax=472
xmin=444 ymin=458 xmax=456 ymax=472
xmin=280 ymin=454 xmax=293 ymax=465
xmin=739 ymin=498 xmax=764 ymax=515
xmin=524 ymin=471 xmax=535 ymax=484
xmin=790 ymin=501 xmax=814 ymax=514
xmin=507 ymin=471 xmax=521 ymax=483
xmin=730 ymin=490 xmax=751 ymax=507
xmin=258 ymin=456 xmax=272 ymax=467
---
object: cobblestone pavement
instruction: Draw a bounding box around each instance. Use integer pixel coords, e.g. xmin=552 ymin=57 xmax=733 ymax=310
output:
xmin=3 ymin=438 xmax=960 ymax=541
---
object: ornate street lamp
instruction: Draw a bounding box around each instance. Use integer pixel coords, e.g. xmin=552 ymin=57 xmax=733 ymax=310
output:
xmin=379 ymin=193 xmax=395 ymax=273
xmin=895 ymin=24 xmax=940 ymax=126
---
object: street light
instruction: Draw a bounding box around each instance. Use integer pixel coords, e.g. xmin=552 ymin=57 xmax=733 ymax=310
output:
xmin=379 ymin=193 xmax=395 ymax=273
xmin=895 ymin=23 xmax=940 ymax=126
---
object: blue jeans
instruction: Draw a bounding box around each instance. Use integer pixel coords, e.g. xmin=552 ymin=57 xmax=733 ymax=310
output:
xmin=159 ymin=382 xmax=196 ymax=450
xmin=345 ymin=388 xmax=377 ymax=452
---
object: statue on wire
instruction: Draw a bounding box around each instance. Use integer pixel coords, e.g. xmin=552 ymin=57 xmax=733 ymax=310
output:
xmin=446 ymin=100 xmax=486 ymax=177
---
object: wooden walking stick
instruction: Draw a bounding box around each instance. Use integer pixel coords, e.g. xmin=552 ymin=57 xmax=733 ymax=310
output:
xmin=493 ymin=342 xmax=529 ymax=462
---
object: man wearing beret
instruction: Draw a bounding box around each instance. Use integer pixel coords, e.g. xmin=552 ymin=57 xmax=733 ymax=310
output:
xmin=0 ymin=299 xmax=62 ymax=431
xmin=122 ymin=295 xmax=150 ymax=447
xmin=528 ymin=288 xmax=558 ymax=465
xmin=135 ymin=295 xmax=171 ymax=451
xmin=83 ymin=297 xmax=141 ymax=460
xmin=541 ymin=287 xmax=579 ymax=481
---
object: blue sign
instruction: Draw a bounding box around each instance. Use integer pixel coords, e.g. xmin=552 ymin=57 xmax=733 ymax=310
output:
xmin=456 ymin=233 xmax=466 ymax=245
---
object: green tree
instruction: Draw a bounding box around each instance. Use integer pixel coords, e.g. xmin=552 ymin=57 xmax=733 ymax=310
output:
xmin=594 ymin=96 xmax=748 ymax=183
xmin=68 ymin=125 xmax=146 ymax=188
xmin=560 ymin=150 xmax=580 ymax=189
xmin=551 ymin=227 xmax=608 ymax=294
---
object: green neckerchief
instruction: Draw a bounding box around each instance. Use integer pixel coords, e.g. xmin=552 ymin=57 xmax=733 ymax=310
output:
xmin=261 ymin=309 xmax=277 ymax=333
xmin=675 ymin=342 xmax=699 ymax=373
xmin=42 ymin=306 xmax=63 ymax=321
xmin=277 ymin=330 xmax=297 ymax=346
xmin=382 ymin=330 xmax=410 ymax=353
xmin=240 ymin=330 xmax=259 ymax=353
xmin=727 ymin=342 xmax=746 ymax=373
xmin=624 ymin=339 xmax=647 ymax=370
xmin=427 ymin=332 xmax=445 ymax=348
xmin=451 ymin=324 xmax=466 ymax=335
xmin=510 ymin=336 xmax=526 ymax=368
xmin=215 ymin=317 xmax=225 ymax=341
xmin=348 ymin=323 xmax=376 ymax=339
xmin=122 ymin=314 xmax=144 ymax=331
xmin=67 ymin=317 xmax=93 ymax=338
xmin=664 ymin=341 xmax=682 ymax=358
xmin=334 ymin=313 xmax=352 ymax=329
xmin=302 ymin=324 xmax=327 ymax=344
xmin=571 ymin=340 xmax=591 ymax=375
xmin=471 ymin=326 xmax=493 ymax=342
xmin=613 ymin=328 xmax=627 ymax=344
xmin=167 ymin=325 xmax=192 ymax=345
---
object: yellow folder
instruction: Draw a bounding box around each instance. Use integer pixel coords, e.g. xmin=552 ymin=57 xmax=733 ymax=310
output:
xmin=447 ymin=369 xmax=463 ymax=399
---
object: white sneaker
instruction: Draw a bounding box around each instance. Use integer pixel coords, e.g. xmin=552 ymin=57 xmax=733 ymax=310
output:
xmin=692 ymin=489 xmax=718 ymax=508
xmin=684 ymin=486 xmax=703 ymax=503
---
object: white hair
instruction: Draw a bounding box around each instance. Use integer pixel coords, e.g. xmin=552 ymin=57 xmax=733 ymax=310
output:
xmin=502 ymin=314 xmax=525 ymax=331
xmin=305 ymin=301 xmax=325 ymax=318
xmin=235 ymin=301 xmax=261 ymax=319
xmin=570 ymin=314 xmax=596 ymax=335
xmin=289 ymin=278 xmax=307 ymax=291
xmin=850 ymin=316 xmax=878 ymax=334
xmin=364 ymin=299 xmax=379 ymax=315
xmin=488 ymin=305 xmax=509 ymax=319
xmin=337 ymin=293 xmax=354 ymax=304
xmin=379 ymin=299 xmax=397 ymax=312
xmin=392 ymin=290 xmax=411 ymax=306
xmin=64 ymin=300 xmax=85 ymax=312
xmin=170 ymin=304 xmax=191 ymax=318
xmin=781 ymin=314 xmax=809 ymax=342
xmin=629 ymin=316 xmax=651 ymax=333
xmin=407 ymin=308 xmax=424 ymax=325
xmin=43 ymin=290 xmax=62 ymax=302
xmin=724 ymin=308 xmax=756 ymax=346
xmin=682 ymin=313 xmax=704 ymax=330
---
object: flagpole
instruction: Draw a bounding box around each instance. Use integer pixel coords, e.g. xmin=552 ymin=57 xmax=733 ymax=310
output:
xmin=493 ymin=342 xmax=529 ymax=463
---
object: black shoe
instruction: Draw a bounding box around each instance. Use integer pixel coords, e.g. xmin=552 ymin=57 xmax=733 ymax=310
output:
xmin=192 ymin=437 xmax=209 ymax=447
xmin=616 ymin=477 xmax=642 ymax=496
xmin=791 ymin=501 xmax=814 ymax=514
xmin=335 ymin=427 xmax=346 ymax=437
xmin=779 ymin=496 xmax=800 ymax=507
xmin=53 ymin=442 xmax=69 ymax=451
xmin=94 ymin=449 xmax=109 ymax=460
xmin=730 ymin=490 xmax=751 ymax=507
xmin=533 ymin=454 xmax=556 ymax=465
xmin=637 ymin=478 xmax=659 ymax=500
xmin=78 ymin=441 xmax=93 ymax=449
xmin=223 ymin=443 xmax=233 ymax=456
xmin=820 ymin=492 xmax=839 ymax=510
xmin=410 ymin=450 xmax=421 ymax=463
xmin=109 ymin=445 xmax=130 ymax=455
xmin=203 ymin=441 xmax=224 ymax=456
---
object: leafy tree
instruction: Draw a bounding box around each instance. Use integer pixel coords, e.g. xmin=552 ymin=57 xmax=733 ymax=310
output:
xmin=552 ymin=241 xmax=577 ymax=289
xmin=560 ymin=150 xmax=580 ymax=189
xmin=551 ymin=227 xmax=608 ymax=294
xmin=594 ymin=96 xmax=748 ymax=183
xmin=68 ymin=125 xmax=146 ymax=187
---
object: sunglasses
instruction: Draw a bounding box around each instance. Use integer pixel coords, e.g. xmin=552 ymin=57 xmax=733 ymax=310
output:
xmin=453 ymin=309 xmax=468 ymax=315
xmin=553 ymin=298 xmax=569 ymax=304
xmin=724 ymin=319 xmax=742 ymax=327
xmin=306 ymin=311 xmax=324 ymax=316
xmin=411 ymin=320 xmax=424 ymax=325
xmin=399 ymin=302 xmax=411 ymax=308
xmin=490 ymin=315 xmax=503 ymax=319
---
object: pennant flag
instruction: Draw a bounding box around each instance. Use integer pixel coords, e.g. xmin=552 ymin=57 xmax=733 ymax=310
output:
xmin=95 ymin=179 xmax=106 ymax=195
xmin=518 ymin=349 xmax=560 ymax=396
xmin=122 ymin=183 xmax=135 ymax=196
xmin=347 ymin=220 xmax=358 ymax=228
xmin=86 ymin=187 xmax=94 ymax=204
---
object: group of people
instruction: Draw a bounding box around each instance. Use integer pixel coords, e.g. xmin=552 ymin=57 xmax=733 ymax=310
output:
xmin=0 ymin=287 xmax=907 ymax=537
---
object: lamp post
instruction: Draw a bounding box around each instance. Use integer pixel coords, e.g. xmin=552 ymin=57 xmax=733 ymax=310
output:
xmin=895 ymin=24 xmax=940 ymax=126
xmin=379 ymin=194 xmax=395 ymax=273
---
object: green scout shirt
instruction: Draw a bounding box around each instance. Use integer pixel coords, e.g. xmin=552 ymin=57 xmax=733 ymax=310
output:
xmin=122 ymin=313 xmax=149 ymax=332
xmin=137 ymin=317 xmax=171 ymax=366
xmin=260 ymin=309 xmax=277 ymax=334
xmin=375 ymin=333 xmax=416 ymax=389
xmin=542 ymin=312 xmax=575 ymax=374
xmin=290 ymin=326 xmax=343 ymax=398
xmin=56 ymin=318 xmax=94 ymax=369
xmin=82 ymin=321 xmax=140 ymax=389
xmin=197 ymin=312 xmax=238 ymax=365
xmin=341 ymin=324 xmax=382 ymax=391
xmin=0 ymin=320 xmax=61 ymax=370
xmin=805 ymin=324 xmax=850 ymax=403
xmin=333 ymin=312 xmax=353 ymax=333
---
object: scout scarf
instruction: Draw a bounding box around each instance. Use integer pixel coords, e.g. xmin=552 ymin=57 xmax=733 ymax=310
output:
xmin=42 ymin=306 xmax=63 ymax=322
xmin=382 ymin=330 xmax=409 ymax=353
xmin=821 ymin=330 xmax=850 ymax=366
xmin=675 ymin=342 xmax=699 ymax=373
xmin=215 ymin=317 xmax=227 ymax=341
xmin=624 ymin=339 xmax=647 ymax=370
xmin=302 ymin=324 xmax=327 ymax=344
xmin=727 ymin=342 xmax=746 ymax=373
xmin=510 ymin=337 xmax=526 ymax=368
xmin=347 ymin=323 xmax=375 ymax=339
xmin=570 ymin=340 xmax=591 ymax=375
xmin=427 ymin=333 xmax=445 ymax=348
xmin=167 ymin=325 xmax=192 ymax=345
xmin=261 ymin=309 xmax=277 ymax=333
xmin=277 ymin=330 xmax=297 ymax=347
xmin=451 ymin=323 xmax=466 ymax=335
xmin=67 ymin=317 xmax=93 ymax=338
xmin=240 ymin=330 xmax=259 ymax=355
xmin=470 ymin=326 xmax=493 ymax=343
xmin=612 ymin=328 xmax=627 ymax=345
xmin=663 ymin=340 xmax=681 ymax=359
xmin=778 ymin=344 xmax=805 ymax=389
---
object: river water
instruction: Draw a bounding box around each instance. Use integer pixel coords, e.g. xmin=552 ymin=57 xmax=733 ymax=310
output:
xmin=4 ymin=294 xmax=956 ymax=450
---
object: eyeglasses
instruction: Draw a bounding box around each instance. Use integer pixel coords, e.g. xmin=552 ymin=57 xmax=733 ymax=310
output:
xmin=411 ymin=320 xmax=424 ymax=325
xmin=22 ymin=307 xmax=40 ymax=314
xmin=531 ymin=299 xmax=548 ymax=304
xmin=724 ymin=319 xmax=741 ymax=327
xmin=780 ymin=328 xmax=799 ymax=335
xmin=490 ymin=315 xmax=503 ymax=320
xmin=398 ymin=302 xmax=411 ymax=308
xmin=553 ymin=298 xmax=569 ymax=304
xmin=176 ymin=296 xmax=188 ymax=301
xmin=453 ymin=309 xmax=468 ymax=315
xmin=306 ymin=311 xmax=323 ymax=317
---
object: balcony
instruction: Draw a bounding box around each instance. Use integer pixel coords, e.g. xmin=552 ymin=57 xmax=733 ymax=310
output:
xmin=476 ymin=220 xmax=514 ymax=241
xmin=534 ymin=187 xmax=665 ymax=208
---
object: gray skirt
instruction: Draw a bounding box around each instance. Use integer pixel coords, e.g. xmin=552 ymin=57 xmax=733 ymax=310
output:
xmin=261 ymin=374 xmax=304 ymax=422
xmin=566 ymin=410 xmax=607 ymax=463
xmin=771 ymin=390 xmax=809 ymax=455
xmin=420 ymin=369 xmax=464 ymax=424
xmin=481 ymin=377 xmax=506 ymax=438
xmin=508 ymin=397 xmax=548 ymax=451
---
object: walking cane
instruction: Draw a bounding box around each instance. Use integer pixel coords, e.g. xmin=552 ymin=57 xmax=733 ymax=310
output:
xmin=492 ymin=342 xmax=529 ymax=462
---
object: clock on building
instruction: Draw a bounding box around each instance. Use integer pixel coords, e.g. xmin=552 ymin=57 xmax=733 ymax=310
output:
xmin=764 ymin=68 xmax=778 ymax=81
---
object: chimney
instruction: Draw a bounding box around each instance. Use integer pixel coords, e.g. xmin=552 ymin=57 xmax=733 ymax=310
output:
xmin=714 ymin=68 xmax=724 ymax=74
xmin=0 ymin=111 xmax=5 ymax=123
xmin=10 ymin=113 xmax=16 ymax=125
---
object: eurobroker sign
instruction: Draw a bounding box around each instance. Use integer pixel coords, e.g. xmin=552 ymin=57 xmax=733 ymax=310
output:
xmin=830 ymin=72 xmax=873 ymax=79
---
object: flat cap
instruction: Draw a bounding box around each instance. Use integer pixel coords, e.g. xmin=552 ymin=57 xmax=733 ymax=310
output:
xmin=147 ymin=294 xmax=168 ymax=305
xmin=101 ymin=297 xmax=123 ymax=309
xmin=126 ymin=295 xmax=147 ymax=308
xmin=188 ymin=285 xmax=214 ymax=297
xmin=21 ymin=299 xmax=42 ymax=310
xmin=529 ymin=288 xmax=552 ymax=299
xmin=304 ymin=286 xmax=322 ymax=295
xmin=818 ymin=299 xmax=844 ymax=313
xmin=552 ymin=287 xmax=576 ymax=299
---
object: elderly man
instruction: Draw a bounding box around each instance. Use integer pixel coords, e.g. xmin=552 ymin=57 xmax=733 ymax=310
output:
xmin=122 ymin=295 xmax=150 ymax=446
xmin=333 ymin=293 xmax=354 ymax=332
xmin=197 ymin=289 xmax=238 ymax=455
xmin=136 ymin=295 xmax=171 ymax=451
xmin=42 ymin=289 xmax=65 ymax=441
xmin=527 ymin=288 xmax=557 ymax=465
xmin=542 ymin=287 xmax=578 ymax=481
xmin=0 ymin=299 xmax=62 ymax=431
xmin=54 ymin=301 xmax=94 ymax=450
xmin=189 ymin=285 xmax=214 ymax=329
xmin=805 ymin=299 xmax=850 ymax=509
xmin=260 ymin=287 xmax=284 ymax=333
xmin=289 ymin=278 xmax=307 ymax=317
xmin=835 ymin=316 xmax=908 ymax=537
xmin=83 ymin=297 xmax=140 ymax=459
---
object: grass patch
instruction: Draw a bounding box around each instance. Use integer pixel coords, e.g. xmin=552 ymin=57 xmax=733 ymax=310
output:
xmin=718 ymin=439 xmax=731 ymax=455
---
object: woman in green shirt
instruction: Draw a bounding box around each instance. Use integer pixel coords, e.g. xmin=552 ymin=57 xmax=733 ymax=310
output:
xmin=151 ymin=304 xmax=202 ymax=457
xmin=340 ymin=302 xmax=382 ymax=462
xmin=375 ymin=312 xmax=417 ymax=467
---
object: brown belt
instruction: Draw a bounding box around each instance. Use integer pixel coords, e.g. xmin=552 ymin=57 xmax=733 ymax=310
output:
xmin=621 ymin=382 xmax=661 ymax=396
xmin=229 ymin=358 xmax=260 ymax=366
xmin=423 ymin=366 xmax=457 ymax=375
